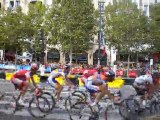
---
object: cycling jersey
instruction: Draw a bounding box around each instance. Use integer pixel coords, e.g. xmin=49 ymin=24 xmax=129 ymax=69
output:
xmin=11 ymin=70 xmax=32 ymax=90
xmin=47 ymin=69 xmax=64 ymax=86
xmin=85 ymin=74 xmax=106 ymax=93
xmin=134 ymin=75 xmax=153 ymax=85
xmin=12 ymin=70 xmax=31 ymax=81
xmin=133 ymin=74 xmax=153 ymax=92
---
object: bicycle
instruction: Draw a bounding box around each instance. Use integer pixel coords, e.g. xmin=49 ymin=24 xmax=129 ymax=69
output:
xmin=118 ymin=92 xmax=160 ymax=120
xmin=11 ymin=87 xmax=51 ymax=118
xmin=37 ymin=83 xmax=56 ymax=111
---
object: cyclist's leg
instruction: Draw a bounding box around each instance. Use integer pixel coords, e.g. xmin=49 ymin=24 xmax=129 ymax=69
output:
xmin=85 ymin=80 xmax=106 ymax=105
xmin=48 ymin=78 xmax=63 ymax=102
xmin=65 ymin=78 xmax=75 ymax=90
xmin=11 ymin=78 xmax=28 ymax=104
xmin=55 ymin=83 xmax=63 ymax=102
xmin=94 ymin=83 xmax=107 ymax=104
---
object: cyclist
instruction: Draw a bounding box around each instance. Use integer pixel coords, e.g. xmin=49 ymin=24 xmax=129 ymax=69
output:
xmin=47 ymin=65 xmax=65 ymax=103
xmin=85 ymin=70 xmax=115 ymax=106
xmin=81 ymin=69 xmax=97 ymax=85
xmin=11 ymin=63 xmax=38 ymax=105
xmin=63 ymin=64 xmax=76 ymax=90
xmin=133 ymin=74 xmax=153 ymax=107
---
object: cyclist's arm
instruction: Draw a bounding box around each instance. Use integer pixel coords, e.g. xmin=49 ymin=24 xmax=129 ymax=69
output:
xmin=30 ymin=76 xmax=37 ymax=88
xmin=106 ymin=85 xmax=114 ymax=100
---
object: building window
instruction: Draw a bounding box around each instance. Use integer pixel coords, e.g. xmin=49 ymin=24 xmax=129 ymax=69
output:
xmin=9 ymin=1 xmax=14 ymax=8
xmin=143 ymin=5 xmax=148 ymax=16
xmin=16 ymin=0 xmax=20 ymax=7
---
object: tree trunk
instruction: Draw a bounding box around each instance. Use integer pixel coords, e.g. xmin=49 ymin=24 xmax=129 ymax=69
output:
xmin=127 ymin=53 xmax=130 ymax=77
xmin=69 ymin=48 xmax=73 ymax=64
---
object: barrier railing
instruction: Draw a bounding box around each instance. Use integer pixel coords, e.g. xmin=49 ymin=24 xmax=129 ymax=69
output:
xmin=0 ymin=64 xmax=51 ymax=73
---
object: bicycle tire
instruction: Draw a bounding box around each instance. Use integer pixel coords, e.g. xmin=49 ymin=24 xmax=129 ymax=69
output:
xmin=150 ymin=99 xmax=160 ymax=115
xmin=28 ymin=96 xmax=50 ymax=118
xmin=0 ymin=92 xmax=4 ymax=100
xmin=41 ymin=92 xmax=56 ymax=111
xmin=65 ymin=92 xmax=84 ymax=111
xmin=119 ymin=99 xmax=130 ymax=119
xmin=72 ymin=90 xmax=87 ymax=102
xmin=68 ymin=101 xmax=95 ymax=120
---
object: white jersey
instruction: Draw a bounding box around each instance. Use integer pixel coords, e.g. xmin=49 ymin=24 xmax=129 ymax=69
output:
xmin=48 ymin=69 xmax=64 ymax=82
xmin=134 ymin=74 xmax=153 ymax=85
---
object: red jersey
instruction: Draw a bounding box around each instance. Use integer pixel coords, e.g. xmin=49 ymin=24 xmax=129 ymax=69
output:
xmin=12 ymin=70 xmax=31 ymax=81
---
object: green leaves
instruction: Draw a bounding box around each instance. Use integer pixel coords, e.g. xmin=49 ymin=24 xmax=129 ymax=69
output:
xmin=0 ymin=7 xmax=25 ymax=50
xmin=150 ymin=3 xmax=160 ymax=52
xmin=104 ymin=0 xmax=149 ymax=53
xmin=46 ymin=0 xmax=95 ymax=53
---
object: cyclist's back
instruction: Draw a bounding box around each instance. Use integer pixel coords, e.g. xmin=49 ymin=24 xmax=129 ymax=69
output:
xmin=134 ymin=74 xmax=153 ymax=85
xmin=12 ymin=70 xmax=30 ymax=81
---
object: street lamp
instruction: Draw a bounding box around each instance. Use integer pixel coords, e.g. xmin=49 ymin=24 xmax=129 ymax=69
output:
xmin=98 ymin=0 xmax=105 ymax=67
xmin=40 ymin=29 xmax=46 ymax=64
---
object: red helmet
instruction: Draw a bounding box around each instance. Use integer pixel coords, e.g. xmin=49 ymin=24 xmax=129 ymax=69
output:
xmin=31 ymin=63 xmax=38 ymax=71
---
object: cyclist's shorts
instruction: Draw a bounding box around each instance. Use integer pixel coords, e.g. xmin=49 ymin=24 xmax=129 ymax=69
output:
xmin=11 ymin=78 xmax=26 ymax=91
xmin=52 ymin=78 xmax=58 ymax=83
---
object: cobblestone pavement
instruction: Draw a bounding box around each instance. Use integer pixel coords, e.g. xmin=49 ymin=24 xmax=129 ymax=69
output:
xmin=0 ymin=79 xmax=159 ymax=120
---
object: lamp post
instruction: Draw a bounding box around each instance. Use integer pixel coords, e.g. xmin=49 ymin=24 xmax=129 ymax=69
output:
xmin=98 ymin=0 xmax=105 ymax=67
xmin=40 ymin=29 xmax=45 ymax=64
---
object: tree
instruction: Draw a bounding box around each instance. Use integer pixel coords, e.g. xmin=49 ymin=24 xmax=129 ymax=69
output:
xmin=23 ymin=1 xmax=47 ymax=62
xmin=105 ymin=0 xmax=149 ymax=51
xmin=46 ymin=0 xmax=96 ymax=63
xmin=150 ymin=3 xmax=160 ymax=52
xmin=104 ymin=0 xmax=149 ymax=75
xmin=0 ymin=7 xmax=26 ymax=52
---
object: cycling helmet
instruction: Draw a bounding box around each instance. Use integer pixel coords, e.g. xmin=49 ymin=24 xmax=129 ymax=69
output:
xmin=51 ymin=64 xmax=59 ymax=70
xmin=105 ymin=70 xmax=115 ymax=77
xmin=64 ymin=64 xmax=70 ymax=69
xmin=31 ymin=63 xmax=38 ymax=71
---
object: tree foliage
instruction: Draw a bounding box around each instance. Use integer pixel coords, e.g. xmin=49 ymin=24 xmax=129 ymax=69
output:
xmin=0 ymin=7 xmax=25 ymax=51
xmin=104 ymin=0 xmax=149 ymax=53
xmin=46 ymin=0 xmax=96 ymax=63
xmin=150 ymin=3 xmax=160 ymax=52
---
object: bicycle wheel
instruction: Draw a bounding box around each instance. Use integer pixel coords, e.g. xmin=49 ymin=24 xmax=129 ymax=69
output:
xmin=65 ymin=92 xmax=84 ymax=111
xmin=68 ymin=101 xmax=95 ymax=120
xmin=104 ymin=100 xmax=116 ymax=120
xmin=28 ymin=96 xmax=50 ymax=118
xmin=0 ymin=92 xmax=4 ymax=100
xmin=119 ymin=100 xmax=130 ymax=119
xmin=119 ymin=98 xmax=140 ymax=120
xmin=150 ymin=99 xmax=160 ymax=115
xmin=41 ymin=92 xmax=56 ymax=111
xmin=72 ymin=90 xmax=87 ymax=102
